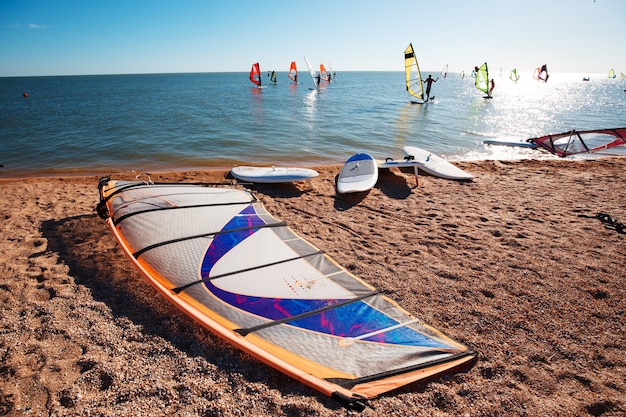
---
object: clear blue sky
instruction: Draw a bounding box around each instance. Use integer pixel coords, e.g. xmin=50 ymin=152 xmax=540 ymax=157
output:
xmin=2 ymin=0 xmax=625 ymax=77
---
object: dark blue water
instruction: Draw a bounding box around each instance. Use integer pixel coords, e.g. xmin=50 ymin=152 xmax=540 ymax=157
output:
xmin=1 ymin=72 xmax=625 ymax=176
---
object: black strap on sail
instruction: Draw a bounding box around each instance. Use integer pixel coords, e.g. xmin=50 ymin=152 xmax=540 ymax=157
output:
xmin=172 ymin=250 xmax=325 ymax=294
xmin=96 ymin=178 xmax=256 ymax=220
xmin=132 ymin=221 xmax=287 ymax=259
xmin=234 ymin=291 xmax=380 ymax=337
xmin=113 ymin=200 xmax=255 ymax=226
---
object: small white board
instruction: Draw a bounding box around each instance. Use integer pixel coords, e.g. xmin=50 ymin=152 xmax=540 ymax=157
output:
xmin=230 ymin=166 xmax=319 ymax=184
xmin=402 ymin=146 xmax=473 ymax=180
xmin=336 ymin=153 xmax=378 ymax=194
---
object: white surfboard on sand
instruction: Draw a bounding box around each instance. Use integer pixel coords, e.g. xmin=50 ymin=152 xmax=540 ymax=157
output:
xmin=336 ymin=153 xmax=378 ymax=194
xmin=230 ymin=166 xmax=319 ymax=184
xmin=402 ymin=146 xmax=473 ymax=180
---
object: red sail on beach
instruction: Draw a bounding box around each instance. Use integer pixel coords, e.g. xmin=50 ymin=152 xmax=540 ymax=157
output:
xmin=529 ymin=128 xmax=626 ymax=157
xmin=249 ymin=62 xmax=262 ymax=86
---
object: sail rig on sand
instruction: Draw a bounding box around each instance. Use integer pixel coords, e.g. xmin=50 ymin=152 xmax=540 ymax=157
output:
xmin=528 ymin=128 xmax=626 ymax=157
xmin=485 ymin=128 xmax=626 ymax=157
xmin=404 ymin=43 xmax=425 ymax=103
xmin=97 ymin=178 xmax=477 ymax=411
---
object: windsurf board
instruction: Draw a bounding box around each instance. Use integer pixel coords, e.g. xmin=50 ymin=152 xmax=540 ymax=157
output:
xmin=410 ymin=96 xmax=434 ymax=105
xmin=336 ymin=153 xmax=378 ymax=194
xmin=230 ymin=166 xmax=319 ymax=184
xmin=402 ymin=146 xmax=473 ymax=180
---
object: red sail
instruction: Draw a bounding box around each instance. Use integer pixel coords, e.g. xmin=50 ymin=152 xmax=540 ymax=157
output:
xmin=319 ymin=63 xmax=328 ymax=81
xmin=530 ymin=128 xmax=626 ymax=157
xmin=288 ymin=61 xmax=298 ymax=83
xmin=249 ymin=62 xmax=261 ymax=86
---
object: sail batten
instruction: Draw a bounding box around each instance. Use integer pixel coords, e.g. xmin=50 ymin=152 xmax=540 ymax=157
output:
xmin=404 ymin=43 xmax=424 ymax=102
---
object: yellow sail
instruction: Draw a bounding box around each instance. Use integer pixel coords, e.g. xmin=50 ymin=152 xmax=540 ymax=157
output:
xmin=608 ymin=68 xmax=616 ymax=79
xmin=404 ymin=43 xmax=424 ymax=102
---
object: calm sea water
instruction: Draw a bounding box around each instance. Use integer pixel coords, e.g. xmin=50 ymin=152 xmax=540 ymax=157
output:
xmin=1 ymin=72 xmax=625 ymax=176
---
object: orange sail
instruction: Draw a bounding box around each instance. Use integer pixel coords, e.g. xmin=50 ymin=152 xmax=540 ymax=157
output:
xmin=249 ymin=62 xmax=262 ymax=86
xmin=288 ymin=61 xmax=298 ymax=83
xmin=320 ymin=63 xmax=329 ymax=81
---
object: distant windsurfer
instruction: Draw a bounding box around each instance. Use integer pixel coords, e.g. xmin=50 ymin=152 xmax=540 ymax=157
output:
xmin=488 ymin=79 xmax=495 ymax=97
xmin=270 ymin=70 xmax=277 ymax=83
xmin=540 ymin=64 xmax=549 ymax=82
xmin=424 ymin=74 xmax=438 ymax=101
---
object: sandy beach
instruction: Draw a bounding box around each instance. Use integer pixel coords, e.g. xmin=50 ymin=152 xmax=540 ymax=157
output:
xmin=0 ymin=158 xmax=624 ymax=416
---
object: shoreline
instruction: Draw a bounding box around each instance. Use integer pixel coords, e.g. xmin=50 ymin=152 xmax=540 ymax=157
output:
xmin=0 ymin=156 xmax=557 ymax=180
xmin=1 ymin=158 xmax=624 ymax=416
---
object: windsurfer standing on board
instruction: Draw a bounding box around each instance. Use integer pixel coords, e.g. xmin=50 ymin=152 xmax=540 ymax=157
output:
xmin=424 ymin=74 xmax=438 ymax=102
xmin=488 ymin=78 xmax=495 ymax=97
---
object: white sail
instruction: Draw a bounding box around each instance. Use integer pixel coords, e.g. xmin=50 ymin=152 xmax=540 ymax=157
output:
xmin=304 ymin=56 xmax=319 ymax=89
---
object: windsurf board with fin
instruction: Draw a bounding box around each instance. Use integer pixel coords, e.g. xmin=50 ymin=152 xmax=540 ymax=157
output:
xmin=402 ymin=146 xmax=473 ymax=180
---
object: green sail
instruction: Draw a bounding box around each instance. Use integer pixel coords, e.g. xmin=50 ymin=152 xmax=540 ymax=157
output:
xmin=475 ymin=62 xmax=489 ymax=94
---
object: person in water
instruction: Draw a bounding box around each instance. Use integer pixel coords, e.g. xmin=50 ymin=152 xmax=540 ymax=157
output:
xmin=423 ymin=74 xmax=438 ymax=101
xmin=488 ymin=78 xmax=495 ymax=97
xmin=270 ymin=70 xmax=277 ymax=83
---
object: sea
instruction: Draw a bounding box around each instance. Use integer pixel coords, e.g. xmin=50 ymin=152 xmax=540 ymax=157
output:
xmin=1 ymin=71 xmax=625 ymax=177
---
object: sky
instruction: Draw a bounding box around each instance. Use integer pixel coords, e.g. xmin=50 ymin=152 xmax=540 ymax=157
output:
xmin=1 ymin=0 xmax=625 ymax=77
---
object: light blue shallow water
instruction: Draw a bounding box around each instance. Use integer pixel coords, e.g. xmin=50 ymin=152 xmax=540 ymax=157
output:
xmin=1 ymin=72 xmax=625 ymax=176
